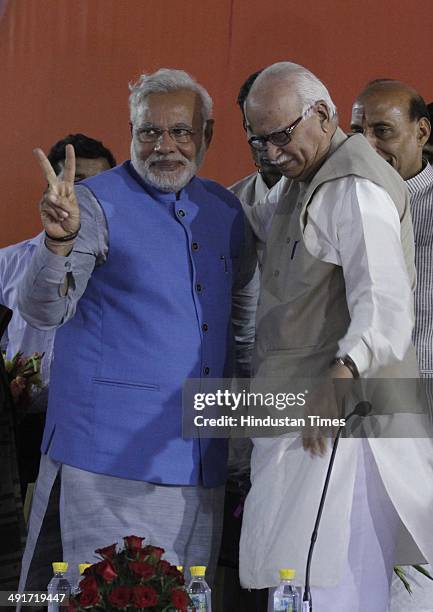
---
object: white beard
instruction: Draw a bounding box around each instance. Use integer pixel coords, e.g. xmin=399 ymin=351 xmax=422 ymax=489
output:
xmin=131 ymin=141 xmax=206 ymax=193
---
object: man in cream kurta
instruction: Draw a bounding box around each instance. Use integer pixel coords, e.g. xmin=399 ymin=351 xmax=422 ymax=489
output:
xmin=238 ymin=62 xmax=433 ymax=612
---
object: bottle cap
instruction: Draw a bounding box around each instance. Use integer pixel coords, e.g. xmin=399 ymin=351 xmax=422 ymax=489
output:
xmin=279 ymin=568 xmax=295 ymax=580
xmin=190 ymin=566 xmax=206 ymax=577
xmin=78 ymin=564 xmax=92 ymax=574
xmin=176 ymin=566 xmax=184 ymax=572
xmin=52 ymin=562 xmax=68 ymax=573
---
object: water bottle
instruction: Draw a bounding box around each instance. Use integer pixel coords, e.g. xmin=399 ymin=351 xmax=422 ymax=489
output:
xmin=273 ymin=568 xmax=299 ymax=612
xmin=71 ymin=564 xmax=92 ymax=596
xmin=47 ymin=562 xmax=71 ymax=611
xmin=187 ymin=566 xmax=211 ymax=611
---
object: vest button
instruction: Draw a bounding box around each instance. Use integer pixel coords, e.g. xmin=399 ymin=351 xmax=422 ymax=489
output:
xmin=274 ymin=269 xmax=280 ymax=277
xmin=203 ymin=366 xmax=210 ymax=375
xmin=202 ymin=323 xmax=208 ymax=332
xmin=177 ymin=209 xmax=186 ymax=218
xmin=196 ymin=283 xmax=202 ymax=292
xmin=192 ymin=242 xmax=199 ymax=251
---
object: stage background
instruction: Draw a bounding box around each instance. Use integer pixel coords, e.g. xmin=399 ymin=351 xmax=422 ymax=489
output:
xmin=0 ymin=0 xmax=432 ymax=246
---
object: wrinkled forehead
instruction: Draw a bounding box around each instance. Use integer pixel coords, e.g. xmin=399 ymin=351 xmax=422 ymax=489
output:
xmin=135 ymin=89 xmax=204 ymax=127
xmin=245 ymin=81 xmax=302 ymax=130
xmin=351 ymin=90 xmax=412 ymax=126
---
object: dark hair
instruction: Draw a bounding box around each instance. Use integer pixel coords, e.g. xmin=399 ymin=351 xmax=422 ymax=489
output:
xmin=47 ymin=133 xmax=116 ymax=175
xmin=364 ymin=78 xmax=430 ymax=123
xmin=237 ymin=70 xmax=263 ymax=111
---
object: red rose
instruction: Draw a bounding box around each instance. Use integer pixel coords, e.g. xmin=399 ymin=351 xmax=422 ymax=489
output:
xmin=158 ymin=560 xmax=171 ymax=574
xmin=131 ymin=586 xmax=158 ymax=608
xmin=141 ymin=545 xmax=164 ymax=561
xmin=67 ymin=598 xmax=78 ymax=612
xmin=94 ymin=559 xmax=117 ymax=582
xmin=95 ymin=543 xmax=117 ymax=559
xmin=171 ymin=589 xmax=189 ymax=611
xmin=108 ymin=586 xmax=131 ymax=609
xmin=79 ymin=575 xmax=97 ymax=592
xmin=129 ymin=561 xmax=155 ymax=580
xmin=123 ymin=535 xmax=144 ymax=552
xmin=79 ymin=589 xmax=101 ymax=607
xmin=167 ymin=566 xmax=185 ymax=585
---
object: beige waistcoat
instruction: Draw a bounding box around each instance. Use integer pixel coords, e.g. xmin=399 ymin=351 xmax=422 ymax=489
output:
xmin=253 ymin=127 xmax=418 ymax=381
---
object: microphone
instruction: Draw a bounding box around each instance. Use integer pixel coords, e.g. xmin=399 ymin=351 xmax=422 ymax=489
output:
xmin=302 ymin=400 xmax=372 ymax=611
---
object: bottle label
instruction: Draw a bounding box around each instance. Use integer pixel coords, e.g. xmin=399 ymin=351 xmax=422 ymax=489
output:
xmin=190 ymin=594 xmax=207 ymax=611
xmin=274 ymin=597 xmax=293 ymax=612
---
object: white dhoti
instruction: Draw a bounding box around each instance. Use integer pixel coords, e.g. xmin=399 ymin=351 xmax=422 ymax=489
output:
xmin=19 ymin=454 xmax=225 ymax=590
xmin=240 ymin=434 xmax=433 ymax=610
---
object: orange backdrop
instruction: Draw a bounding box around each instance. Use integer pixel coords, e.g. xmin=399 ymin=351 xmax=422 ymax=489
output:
xmin=0 ymin=0 xmax=432 ymax=246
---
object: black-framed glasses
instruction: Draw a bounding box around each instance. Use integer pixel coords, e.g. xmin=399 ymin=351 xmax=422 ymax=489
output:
xmin=248 ymin=112 xmax=308 ymax=151
xmin=135 ymin=126 xmax=196 ymax=144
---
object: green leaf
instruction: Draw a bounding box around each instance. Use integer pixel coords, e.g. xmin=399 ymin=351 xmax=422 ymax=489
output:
xmin=412 ymin=564 xmax=433 ymax=581
xmin=394 ymin=565 xmax=412 ymax=595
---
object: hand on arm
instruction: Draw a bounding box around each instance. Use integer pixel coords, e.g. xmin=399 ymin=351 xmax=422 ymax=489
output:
xmin=35 ymin=144 xmax=80 ymax=256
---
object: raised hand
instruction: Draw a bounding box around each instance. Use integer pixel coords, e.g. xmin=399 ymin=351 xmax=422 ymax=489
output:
xmin=34 ymin=144 xmax=80 ymax=240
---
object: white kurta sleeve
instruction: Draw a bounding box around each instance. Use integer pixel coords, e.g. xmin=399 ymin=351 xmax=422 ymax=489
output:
xmin=303 ymin=176 xmax=414 ymax=376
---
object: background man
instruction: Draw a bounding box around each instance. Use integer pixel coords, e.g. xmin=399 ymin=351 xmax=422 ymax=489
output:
xmin=0 ymin=133 xmax=116 ymax=402
xmin=0 ymin=132 xmax=115 ymax=589
xmin=17 ymin=69 xmax=244 ymax=588
xmin=218 ymin=71 xmax=282 ymax=612
xmin=351 ymin=79 xmax=433 ymax=612
xmin=237 ymin=61 xmax=432 ymax=611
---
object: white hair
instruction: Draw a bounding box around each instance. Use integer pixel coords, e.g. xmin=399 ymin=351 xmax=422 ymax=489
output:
xmin=251 ymin=61 xmax=337 ymax=118
xmin=129 ymin=68 xmax=213 ymax=125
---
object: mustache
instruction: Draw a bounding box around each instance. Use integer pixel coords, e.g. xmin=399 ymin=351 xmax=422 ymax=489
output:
xmin=146 ymin=153 xmax=188 ymax=165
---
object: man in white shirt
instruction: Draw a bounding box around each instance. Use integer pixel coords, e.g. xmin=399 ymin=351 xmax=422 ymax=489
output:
xmin=0 ymin=133 xmax=115 ymax=590
xmin=238 ymin=61 xmax=433 ymax=612
xmin=351 ymin=79 xmax=433 ymax=612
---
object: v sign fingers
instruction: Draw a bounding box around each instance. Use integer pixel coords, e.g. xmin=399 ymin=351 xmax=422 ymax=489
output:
xmin=34 ymin=146 xmax=80 ymax=241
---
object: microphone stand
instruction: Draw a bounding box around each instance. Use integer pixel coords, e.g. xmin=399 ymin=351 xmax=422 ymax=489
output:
xmin=302 ymin=401 xmax=371 ymax=611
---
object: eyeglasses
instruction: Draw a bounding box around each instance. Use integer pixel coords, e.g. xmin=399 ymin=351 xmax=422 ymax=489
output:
xmin=248 ymin=110 xmax=311 ymax=151
xmin=134 ymin=126 xmax=196 ymax=144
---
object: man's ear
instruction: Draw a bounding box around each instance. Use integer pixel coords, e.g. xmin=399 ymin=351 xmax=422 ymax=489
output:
xmin=204 ymin=119 xmax=214 ymax=148
xmin=315 ymin=101 xmax=332 ymax=133
xmin=417 ymin=117 xmax=431 ymax=147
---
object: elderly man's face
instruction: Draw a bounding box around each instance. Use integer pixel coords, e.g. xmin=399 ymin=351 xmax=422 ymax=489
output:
xmin=351 ymin=89 xmax=430 ymax=180
xmin=131 ymin=89 xmax=212 ymax=192
xmin=245 ymin=84 xmax=331 ymax=182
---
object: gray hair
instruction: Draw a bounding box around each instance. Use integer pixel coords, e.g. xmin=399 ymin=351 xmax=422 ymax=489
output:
xmin=129 ymin=68 xmax=213 ymax=125
xmin=252 ymin=61 xmax=337 ymax=118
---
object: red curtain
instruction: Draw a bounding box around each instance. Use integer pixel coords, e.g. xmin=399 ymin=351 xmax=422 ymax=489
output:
xmin=1 ymin=0 xmax=432 ymax=246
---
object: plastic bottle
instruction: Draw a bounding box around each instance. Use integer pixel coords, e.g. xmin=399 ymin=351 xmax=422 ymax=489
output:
xmin=187 ymin=566 xmax=212 ymax=611
xmin=273 ymin=568 xmax=299 ymax=612
xmin=71 ymin=564 xmax=92 ymax=596
xmin=47 ymin=562 xmax=71 ymax=611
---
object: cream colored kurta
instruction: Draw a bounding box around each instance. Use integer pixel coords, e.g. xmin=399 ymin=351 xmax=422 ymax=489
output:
xmin=239 ymin=131 xmax=433 ymax=590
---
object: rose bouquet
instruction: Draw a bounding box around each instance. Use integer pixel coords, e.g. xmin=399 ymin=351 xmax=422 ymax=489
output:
xmin=2 ymin=351 xmax=43 ymax=414
xmin=68 ymin=536 xmax=192 ymax=611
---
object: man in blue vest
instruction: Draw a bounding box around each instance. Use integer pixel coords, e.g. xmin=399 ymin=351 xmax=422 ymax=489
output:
xmin=17 ymin=68 xmax=244 ymax=589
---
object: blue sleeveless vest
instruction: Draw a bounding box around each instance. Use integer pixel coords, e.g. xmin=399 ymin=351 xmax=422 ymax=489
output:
xmin=44 ymin=162 xmax=243 ymax=486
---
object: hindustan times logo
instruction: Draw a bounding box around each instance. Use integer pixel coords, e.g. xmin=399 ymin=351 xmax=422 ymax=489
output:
xmin=193 ymin=389 xmax=308 ymax=411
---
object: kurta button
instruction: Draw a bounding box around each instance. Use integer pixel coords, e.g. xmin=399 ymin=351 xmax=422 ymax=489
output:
xmin=204 ymin=366 xmax=210 ymax=375
xmin=196 ymin=283 xmax=202 ymax=292
xmin=202 ymin=323 xmax=208 ymax=332
xmin=177 ymin=209 xmax=186 ymax=218
xmin=192 ymin=242 xmax=199 ymax=251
